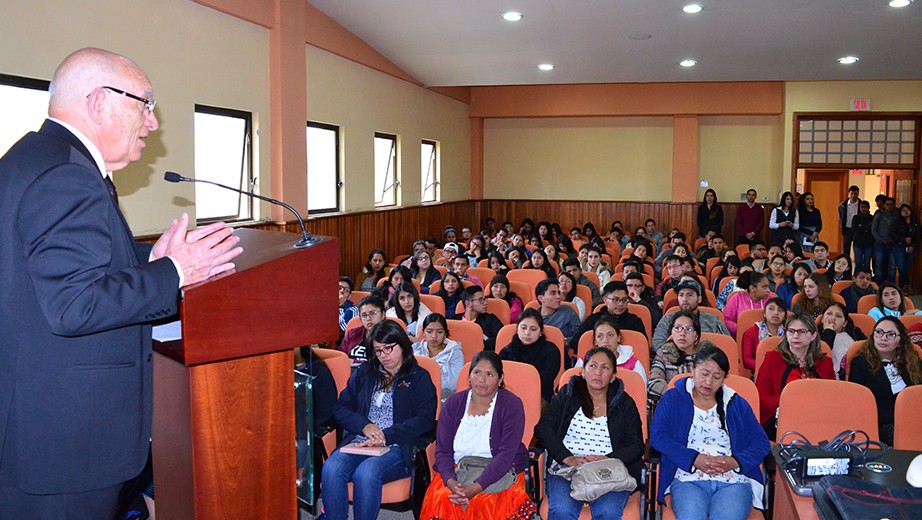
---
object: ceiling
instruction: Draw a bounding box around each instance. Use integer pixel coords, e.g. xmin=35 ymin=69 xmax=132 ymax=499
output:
xmin=306 ymin=0 xmax=922 ymax=87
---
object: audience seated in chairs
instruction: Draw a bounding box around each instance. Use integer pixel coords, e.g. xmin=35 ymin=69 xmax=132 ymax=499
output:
xmin=651 ymin=279 xmax=729 ymax=352
xmin=869 ymin=282 xmax=921 ymax=322
xmin=775 ymin=262 xmax=811 ymax=310
xmin=581 ymin=246 xmax=612 ymax=288
xmin=373 ymin=266 xmax=412 ymax=303
xmin=723 ymin=271 xmax=774 ymax=338
xmin=557 ymin=271 xmax=587 ymax=321
xmin=498 ymin=308 xmax=561 ymax=412
xmin=357 ymin=249 xmax=390 ymax=291
xmin=563 ymin=256 xmax=600 ymax=302
xmin=534 ymin=278 xmax=581 ymax=357
xmin=420 ymin=351 xmax=537 ymax=520
xmin=792 ymin=272 xmax=835 ymax=320
xmin=755 ymin=313 xmax=835 ymax=440
xmin=740 ymin=297 xmax=786 ymax=374
xmin=412 ymin=250 xmax=442 ymax=295
xmin=412 ymin=313 xmax=464 ymax=398
xmin=338 ymin=276 xmax=360 ymax=344
xmin=488 ymin=274 xmax=524 ymax=324
xmin=848 ymin=316 xmax=922 ymax=446
xmin=648 ymin=311 xmax=718 ymax=401
xmin=651 ymin=346 xmax=770 ymax=520
xmin=322 ymin=321 xmax=438 ymax=520
xmin=535 ymin=346 xmax=644 ymax=520
xmin=840 ymin=265 xmax=875 ymax=313
xmin=438 ymin=272 xmax=464 ymax=320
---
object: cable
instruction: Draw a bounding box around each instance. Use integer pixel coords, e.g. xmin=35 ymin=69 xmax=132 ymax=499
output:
xmin=778 ymin=430 xmax=889 ymax=468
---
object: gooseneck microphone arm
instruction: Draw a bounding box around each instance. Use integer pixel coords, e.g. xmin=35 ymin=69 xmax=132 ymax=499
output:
xmin=164 ymin=171 xmax=320 ymax=248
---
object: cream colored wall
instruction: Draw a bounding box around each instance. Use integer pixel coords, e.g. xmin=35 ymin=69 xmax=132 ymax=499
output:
xmin=0 ymin=0 xmax=271 ymax=235
xmin=482 ymin=117 xmax=674 ymax=201
xmin=783 ymin=80 xmax=922 ymax=193
xmin=698 ymin=116 xmax=783 ymax=204
xmin=305 ymin=45 xmax=471 ymax=213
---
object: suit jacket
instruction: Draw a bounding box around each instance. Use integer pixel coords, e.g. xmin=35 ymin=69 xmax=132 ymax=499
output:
xmin=0 ymin=120 xmax=180 ymax=494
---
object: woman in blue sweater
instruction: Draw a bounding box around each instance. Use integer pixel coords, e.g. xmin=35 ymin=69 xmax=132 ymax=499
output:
xmin=322 ymin=320 xmax=438 ymax=520
xmin=650 ymin=346 xmax=770 ymax=520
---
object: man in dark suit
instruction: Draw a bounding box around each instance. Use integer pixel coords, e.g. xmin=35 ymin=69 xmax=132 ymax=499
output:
xmin=0 ymin=48 xmax=243 ymax=517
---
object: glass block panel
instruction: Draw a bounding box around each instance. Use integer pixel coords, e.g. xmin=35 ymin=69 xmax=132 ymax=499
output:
xmin=903 ymin=154 xmax=914 ymax=164
xmin=829 ymin=120 xmax=842 ymax=130
xmin=813 ymin=154 xmax=826 ymax=162
xmin=843 ymin=154 xmax=856 ymax=163
xmin=887 ymin=143 xmax=900 ymax=154
xmin=858 ymin=120 xmax=871 ymax=130
xmin=844 ymin=131 xmax=856 ymax=141
xmin=828 ymin=143 xmax=841 ymax=153
xmin=872 ymin=132 xmax=886 ymax=142
xmin=872 ymin=143 xmax=885 ymax=153
xmin=814 ymin=143 xmax=827 ymax=153
xmin=888 ymin=120 xmax=901 ymax=130
xmin=796 ymin=117 xmax=915 ymax=167
xmin=800 ymin=131 xmax=812 ymax=142
xmin=815 ymin=121 xmax=828 ymax=130
xmin=873 ymin=120 xmax=887 ymax=130
xmin=903 ymin=143 xmax=915 ymax=153
xmin=857 ymin=142 xmax=870 ymax=153
xmin=886 ymin=154 xmax=900 ymax=163
xmin=905 ymin=120 xmax=915 ymax=130
xmin=843 ymin=143 xmax=856 ymax=153
xmin=857 ymin=154 xmax=871 ymax=163
xmin=858 ymin=131 xmax=871 ymax=141
xmin=799 ymin=143 xmax=813 ymax=153
xmin=815 ymin=132 xmax=827 ymax=141
xmin=829 ymin=131 xmax=841 ymax=141
xmin=871 ymin=154 xmax=885 ymax=163
xmin=828 ymin=154 xmax=842 ymax=163
xmin=800 ymin=120 xmax=814 ymax=131
xmin=904 ymin=131 xmax=915 ymax=141
xmin=843 ymin=120 xmax=857 ymax=130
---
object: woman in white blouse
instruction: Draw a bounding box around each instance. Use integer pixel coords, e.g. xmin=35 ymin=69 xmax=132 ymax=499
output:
xmin=535 ymin=347 xmax=644 ymax=520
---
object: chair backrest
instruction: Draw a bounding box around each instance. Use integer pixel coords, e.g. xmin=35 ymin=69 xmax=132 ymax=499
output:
xmin=735 ymin=244 xmax=750 ymax=258
xmin=736 ymin=308 xmax=766 ymax=346
xmin=898 ymin=313 xmax=922 ymax=330
xmin=496 ymin=324 xmax=566 ymax=385
xmin=510 ymin=280 xmax=535 ymax=304
xmin=717 ymin=276 xmax=738 ymax=295
xmin=434 ymin=265 xmax=448 ymax=276
xmin=850 ymin=313 xmax=877 ymax=337
xmin=574 ymin=285 xmax=593 ymax=316
xmin=857 ymin=294 xmax=879 ymax=315
xmin=457 ymin=360 xmax=542 ymax=445
xmin=893 ymin=385 xmax=922 ymax=450
xmin=392 ymin=254 xmax=410 ymax=266
xmin=310 ymin=348 xmax=351 ymax=396
xmin=694 ymin=237 xmax=707 ymax=251
xmin=346 ymin=316 xmax=363 ymax=331
xmin=777 ymin=379 xmax=879 ymax=442
xmin=506 ymin=269 xmax=549 ymax=297
xmin=662 ymin=288 xmax=677 ymax=310
xmin=667 ymin=373 xmax=762 ymax=423
xmin=621 ymin=247 xmax=634 ymax=259
xmin=414 ymin=355 xmax=443 ymax=414
xmin=628 ymin=303 xmax=653 ymax=341
xmin=349 ymin=290 xmax=371 ymax=305
xmin=446 ymin=319 xmax=486 ymax=364
xmin=467 ymin=267 xmax=498 ymax=285
xmin=844 ymin=340 xmax=866 ymax=380
xmin=709 ymin=264 xmax=724 ymax=286
xmin=700 ymin=332 xmax=741 ymax=375
xmin=576 ymin=330 xmax=650 ymax=374
xmin=604 ymin=242 xmax=620 ymax=259
xmin=831 ymin=280 xmax=851 ymax=295
xmin=419 ymin=294 xmax=445 ymax=317
xmin=705 ymin=257 xmax=721 ymax=279
xmin=583 ymin=271 xmax=601 ymax=289
xmin=477 ymin=258 xmax=491 ymax=268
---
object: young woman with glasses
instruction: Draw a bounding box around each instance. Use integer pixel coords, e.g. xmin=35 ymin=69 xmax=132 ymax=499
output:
xmin=647 ymin=311 xmax=718 ymax=401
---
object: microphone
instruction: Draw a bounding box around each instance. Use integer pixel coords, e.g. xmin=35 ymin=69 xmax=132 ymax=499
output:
xmin=164 ymin=171 xmax=320 ymax=248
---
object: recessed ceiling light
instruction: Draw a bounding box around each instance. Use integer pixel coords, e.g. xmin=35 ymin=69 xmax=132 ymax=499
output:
xmin=629 ymin=33 xmax=653 ymax=40
xmin=502 ymin=11 xmax=523 ymax=21
xmin=838 ymin=56 xmax=859 ymax=64
xmin=683 ymin=4 xmax=703 ymax=13
xmin=680 ymin=59 xmax=697 ymax=67
xmin=538 ymin=63 xmax=554 ymax=71
xmin=889 ymin=0 xmax=911 ymax=7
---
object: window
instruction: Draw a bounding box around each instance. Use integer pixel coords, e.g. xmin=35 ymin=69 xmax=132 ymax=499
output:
xmin=374 ymin=133 xmax=399 ymax=207
xmin=0 ymin=74 xmax=50 ymax=157
xmin=421 ymin=139 xmax=439 ymax=203
xmin=306 ymin=121 xmax=340 ymax=214
xmin=797 ymin=116 xmax=917 ymax=167
xmin=193 ymin=105 xmax=254 ymax=223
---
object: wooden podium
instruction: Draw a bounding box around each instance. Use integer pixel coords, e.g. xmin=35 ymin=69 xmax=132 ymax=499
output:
xmin=152 ymin=229 xmax=339 ymax=519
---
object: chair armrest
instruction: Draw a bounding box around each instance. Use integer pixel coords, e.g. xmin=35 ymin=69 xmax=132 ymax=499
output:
xmin=644 ymin=441 xmax=661 ymax=465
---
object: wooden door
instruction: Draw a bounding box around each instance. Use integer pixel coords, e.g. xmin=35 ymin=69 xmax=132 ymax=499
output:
xmin=805 ymin=170 xmax=847 ymax=255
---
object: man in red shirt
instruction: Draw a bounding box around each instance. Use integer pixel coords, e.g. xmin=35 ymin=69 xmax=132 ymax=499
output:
xmin=736 ymin=188 xmax=765 ymax=245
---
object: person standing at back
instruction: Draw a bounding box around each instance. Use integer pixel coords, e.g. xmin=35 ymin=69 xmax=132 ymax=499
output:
xmin=872 ymin=197 xmax=898 ymax=283
xmin=838 ymin=185 xmax=862 ymax=259
xmin=0 ymin=48 xmax=242 ymax=517
xmin=736 ymin=189 xmax=765 ymax=245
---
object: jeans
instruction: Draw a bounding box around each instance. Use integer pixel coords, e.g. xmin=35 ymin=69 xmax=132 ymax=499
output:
xmin=874 ymin=243 xmax=894 ymax=283
xmin=670 ymin=479 xmax=753 ymax=520
xmin=854 ymin=246 xmax=873 ymax=273
xmin=891 ymin=246 xmax=915 ymax=287
xmin=546 ymin=473 xmax=630 ymax=520
xmin=321 ymin=446 xmax=409 ymax=520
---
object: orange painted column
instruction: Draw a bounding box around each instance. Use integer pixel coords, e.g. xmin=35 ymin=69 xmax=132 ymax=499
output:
xmin=470 ymin=117 xmax=484 ymax=200
xmin=672 ymin=115 xmax=699 ymax=203
xmin=269 ymin=0 xmax=308 ymax=223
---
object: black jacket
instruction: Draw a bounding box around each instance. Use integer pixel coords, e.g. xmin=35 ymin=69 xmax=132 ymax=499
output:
xmin=852 ymin=213 xmax=875 ymax=249
xmin=848 ymin=355 xmax=921 ymax=428
xmin=499 ymin=335 xmax=561 ymax=403
xmin=888 ymin=216 xmax=921 ymax=250
xmin=534 ymin=376 xmax=644 ymax=484
xmin=697 ymin=203 xmax=724 ymax=238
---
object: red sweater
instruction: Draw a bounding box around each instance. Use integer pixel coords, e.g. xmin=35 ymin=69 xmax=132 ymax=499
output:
xmin=755 ymin=350 xmax=835 ymax=425
xmin=736 ymin=203 xmax=765 ymax=237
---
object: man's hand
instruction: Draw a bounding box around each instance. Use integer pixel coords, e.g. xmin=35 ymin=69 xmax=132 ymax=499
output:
xmin=159 ymin=213 xmax=243 ymax=287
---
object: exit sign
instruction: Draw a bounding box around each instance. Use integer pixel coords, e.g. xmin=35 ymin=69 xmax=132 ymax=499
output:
xmin=850 ymin=99 xmax=870 ymax=111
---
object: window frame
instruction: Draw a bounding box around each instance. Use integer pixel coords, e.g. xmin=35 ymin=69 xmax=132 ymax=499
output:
xmin=306 ymin=120 xmax=341 ymax=215
xmin=193 ymin=104 xmax=255 ymax=225
xmin=374 ymin=132 xmax=399 ymax=208
xmin=421 ymin=139 xmax=439 ymax=203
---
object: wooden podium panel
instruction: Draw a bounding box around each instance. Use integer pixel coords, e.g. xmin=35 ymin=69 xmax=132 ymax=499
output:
xmin=153 ymin=230 xmax=338 ymax=519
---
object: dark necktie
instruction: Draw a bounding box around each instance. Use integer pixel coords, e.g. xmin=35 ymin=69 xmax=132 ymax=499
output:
xmin=103 ymin=176 xmax=119 ymax=206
